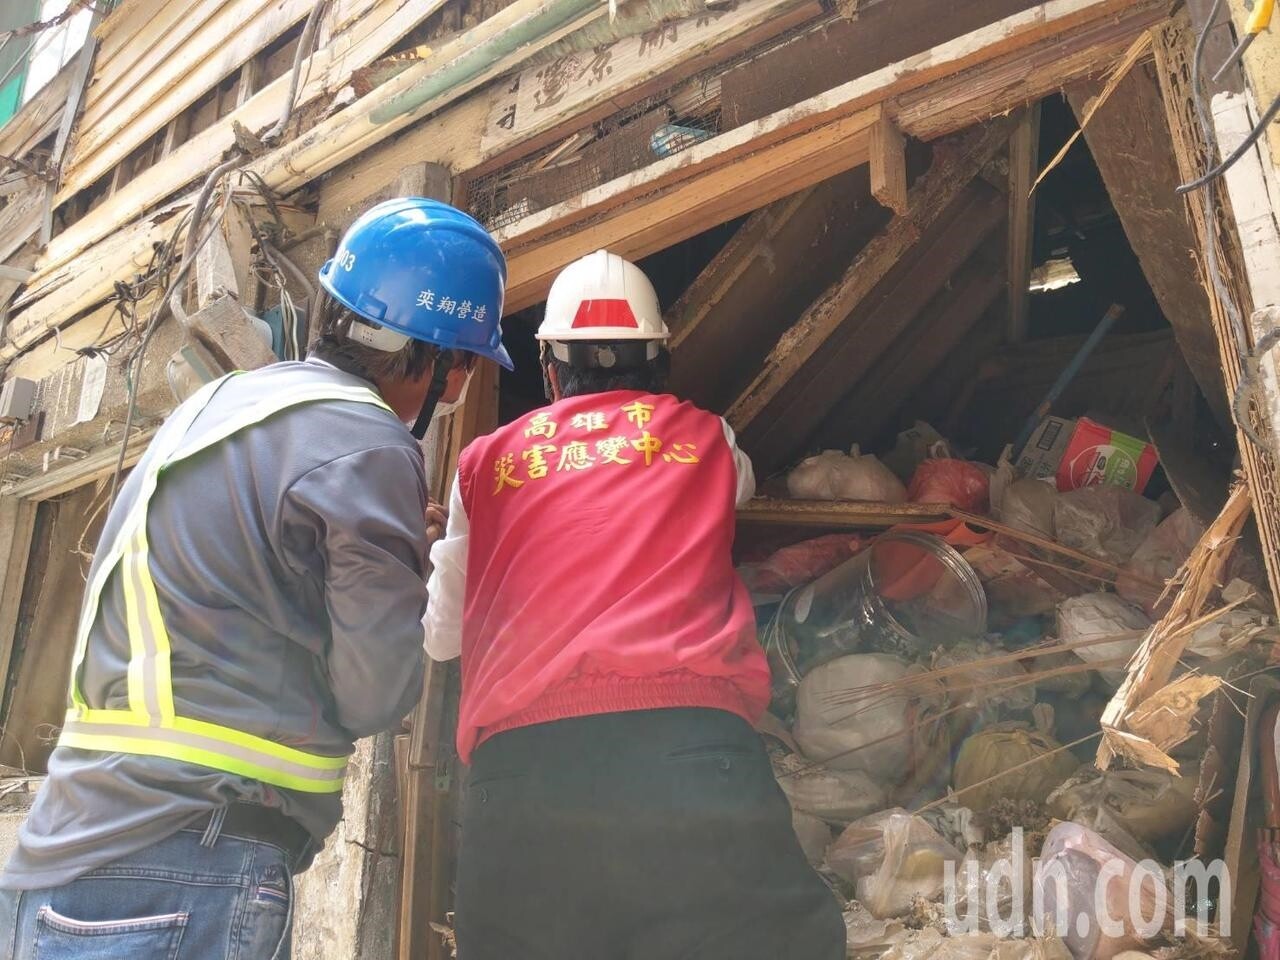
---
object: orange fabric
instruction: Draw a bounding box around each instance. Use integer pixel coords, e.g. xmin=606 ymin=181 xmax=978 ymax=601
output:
xmin=874 ymin=520 xmax=992 ymax=601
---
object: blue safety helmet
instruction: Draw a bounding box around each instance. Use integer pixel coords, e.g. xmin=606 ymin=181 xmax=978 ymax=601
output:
xmin=318 ymin=197 xmax=513 ymax=370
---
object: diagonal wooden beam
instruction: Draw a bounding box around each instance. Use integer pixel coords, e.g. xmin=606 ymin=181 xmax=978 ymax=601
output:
xmin=817 ymin=236 xmax=1007 ymax=450
xmin=1006 ymin=101 xmax=1041 ymax=342
xmin=665 ymin=186 xmax=817 ymax=352
xmin=742 ymin=177 xmax=1007 ymax=471
xmin=725 ymin=116 xmax=1017 ymax=433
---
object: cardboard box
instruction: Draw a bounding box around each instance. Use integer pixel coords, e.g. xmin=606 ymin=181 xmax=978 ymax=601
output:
xmin=1015 ymin=416 xmax=1074 ymax=482
xmin=1057 ymin=417 xmax=1158 ymax=493
xmin=1017 ymin=416 xmax=1158 ymax=493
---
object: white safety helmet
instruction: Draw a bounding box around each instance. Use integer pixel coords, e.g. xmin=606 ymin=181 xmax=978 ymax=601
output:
xmin=538 ymin=250 xmax=669 ymax=363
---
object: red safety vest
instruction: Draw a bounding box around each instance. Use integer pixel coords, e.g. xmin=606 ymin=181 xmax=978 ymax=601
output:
xmin=454 ymin=390 xmax=769 ymax=760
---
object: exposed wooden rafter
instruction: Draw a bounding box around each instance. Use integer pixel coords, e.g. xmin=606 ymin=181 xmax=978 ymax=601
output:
xmin=1005 ymin=102 xmax=1040 ymax=342
xmin=4 ymin=0 xmax=1163 ymax=374
xmin=725 ymin=118 xmax=1016 ymax=435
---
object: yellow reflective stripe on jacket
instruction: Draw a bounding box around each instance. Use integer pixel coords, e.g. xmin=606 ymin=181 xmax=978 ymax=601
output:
xmin=68 ymin=374 xmax=236 ymax=712
xmin=63 ymin=372 xmax=394 ymax=794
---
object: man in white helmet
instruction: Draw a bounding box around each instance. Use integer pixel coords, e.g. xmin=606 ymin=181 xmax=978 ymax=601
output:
xmin=423 ymin=250 xmax=844 ymax=958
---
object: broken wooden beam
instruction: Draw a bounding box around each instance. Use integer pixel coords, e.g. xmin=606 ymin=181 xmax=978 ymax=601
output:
xmin=666 ymin=187 xmax=818 ymax=352
xmin=816 ymin=235 xmax=1007 ymax=449
xmin=870 ymin=113 xmax=908 ymax=215
xmin=665 ymin=167 xmax=888 ymax=414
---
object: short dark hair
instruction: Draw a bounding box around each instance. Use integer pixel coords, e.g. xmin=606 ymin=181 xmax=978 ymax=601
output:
xmin=310 ymin=292 xmax=439 ymax=383
xmin=547 ymin=346 xmax=670 ymax=398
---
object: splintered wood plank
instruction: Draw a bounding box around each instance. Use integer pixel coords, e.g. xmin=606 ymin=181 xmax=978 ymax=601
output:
xmin=1152 ymin=11 xmax=1280 ymax=617
xmin=0 ymin=186 xmax=45 ymax=265
xmin=726 ymin=118 xmax=1015 ymax=434
xmin=1066 ymin=64 xmax=1229 ymax=427
xmin=72 ymin=0 xmax=315 ymax=173
xmin=1006 ymin=102 xmax=1039 ymax=343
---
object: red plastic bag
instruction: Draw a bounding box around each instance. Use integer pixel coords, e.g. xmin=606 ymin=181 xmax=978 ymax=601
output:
xmin=737 ymin=534 xmax=866 ymax=595
xmin=907 ymin=460 xmax=991 ymax=512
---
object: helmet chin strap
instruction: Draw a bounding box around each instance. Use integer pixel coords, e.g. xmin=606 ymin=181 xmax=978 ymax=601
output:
xmin=411 ymin=357 xmax=453 ymax=440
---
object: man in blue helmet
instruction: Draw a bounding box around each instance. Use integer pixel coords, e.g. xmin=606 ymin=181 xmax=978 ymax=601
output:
xmin=0 ymin=198 xmax=512 ymax=960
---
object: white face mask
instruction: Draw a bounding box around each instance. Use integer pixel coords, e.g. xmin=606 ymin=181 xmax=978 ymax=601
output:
xmin=430 ymin=367 xmax=472 ymax=421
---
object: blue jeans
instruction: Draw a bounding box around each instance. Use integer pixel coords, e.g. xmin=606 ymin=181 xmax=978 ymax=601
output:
xmin=1 ymin=818 xmax=294 ymax=959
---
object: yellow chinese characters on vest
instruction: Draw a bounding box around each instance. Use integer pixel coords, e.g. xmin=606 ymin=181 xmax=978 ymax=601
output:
xmin=492 ymin=400 xmax=701 ymax=495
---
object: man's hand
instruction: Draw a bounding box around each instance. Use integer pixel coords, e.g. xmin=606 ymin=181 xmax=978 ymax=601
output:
xmin=425 ymin=498 xmax=448 ymax=547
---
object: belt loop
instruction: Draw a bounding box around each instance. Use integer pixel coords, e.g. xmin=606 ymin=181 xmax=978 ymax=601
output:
xmin=201 ymin=805 xmax=228 ymax=848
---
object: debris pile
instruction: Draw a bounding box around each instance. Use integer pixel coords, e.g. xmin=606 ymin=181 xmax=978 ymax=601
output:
xmin=742 ymin=418 xmax=1276 ymax=959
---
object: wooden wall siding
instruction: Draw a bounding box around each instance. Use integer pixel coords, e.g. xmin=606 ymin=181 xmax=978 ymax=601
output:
xmin=0 ymin=484 xmax=106 ymax=773
xmin=0 ymin=59 xmax=74 ymax=161
xmin=5 ymin=0 xmax=1161 ymax=374
xmin=57 ymin=0 xmax=434 ymax=217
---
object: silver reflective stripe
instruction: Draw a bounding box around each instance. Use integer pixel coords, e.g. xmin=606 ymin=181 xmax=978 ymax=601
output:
xmin=60 ymin=721 xmax=348 ymax=784
xmin=125 ymin=542 xmax=164 ymax=726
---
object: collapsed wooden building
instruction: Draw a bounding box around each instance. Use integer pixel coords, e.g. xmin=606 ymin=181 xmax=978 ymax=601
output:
xmin=2 ymin=0 xmax=1280 ymax=956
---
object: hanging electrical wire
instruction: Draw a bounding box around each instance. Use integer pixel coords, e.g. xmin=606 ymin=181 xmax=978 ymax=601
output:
xmin=106 ymin=173 xmax=235 ymax=506
xmin=101 ymin=2 xmax=329 ymax=502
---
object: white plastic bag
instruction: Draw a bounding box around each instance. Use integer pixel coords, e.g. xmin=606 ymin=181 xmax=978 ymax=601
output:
xmin=1046 ymin=764 xmax=1199 ymax=848
xmin=1057 ymin=593 xmax=1151 ymax=685
xmin=998 ymin=478 xmax=1058 ymax=539
xmin=1053 ymin=487 xmax=1162 ymax=564
xmin=792 ymin=654 xmax=947 ymax=784
xmin=1115 ymin=509 xmax=1203 ymax=615
xmin=771 ymin=750 xmax=887 ymax=824
xmin=826 ymin=808 xmax=963 ymax=918
xmin=787 ymin=447 xmax=908 ymax=502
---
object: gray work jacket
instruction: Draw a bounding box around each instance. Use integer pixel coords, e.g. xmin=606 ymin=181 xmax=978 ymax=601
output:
xmin=1 ymin=359 xmax=428 ymax=889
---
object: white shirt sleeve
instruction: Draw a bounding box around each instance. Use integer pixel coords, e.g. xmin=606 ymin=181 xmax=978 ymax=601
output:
xmin=720 ymin=418 xmax=756 ymax=506
xmin=422 ymin=470 xmax=469 ymax=662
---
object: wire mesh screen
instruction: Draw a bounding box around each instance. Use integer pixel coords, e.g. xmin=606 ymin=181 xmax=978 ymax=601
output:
xmin=464 ymin=15 xmax=828 ymax=233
